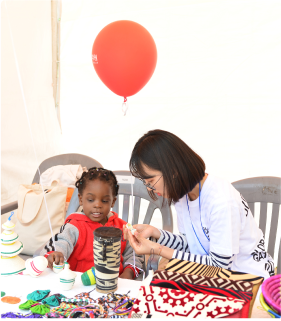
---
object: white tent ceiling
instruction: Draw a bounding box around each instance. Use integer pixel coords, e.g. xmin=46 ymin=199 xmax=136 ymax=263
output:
xmin=1 ymin=1 xmax=281 ymax=260
xmin=60 ymin=0 xmax=281 ymax=182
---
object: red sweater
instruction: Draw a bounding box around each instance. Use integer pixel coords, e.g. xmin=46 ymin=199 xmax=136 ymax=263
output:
xmin=48 ymin=212 xmax=132 ymax=274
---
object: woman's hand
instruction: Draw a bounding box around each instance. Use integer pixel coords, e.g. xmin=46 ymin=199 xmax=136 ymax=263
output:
xmin=123 ymin=224 xmax=161 ymax=241
xmin=47 ymin=251 xmax=64 ymax=268
xmin=126 ymin=229 xmax=157 ymax=255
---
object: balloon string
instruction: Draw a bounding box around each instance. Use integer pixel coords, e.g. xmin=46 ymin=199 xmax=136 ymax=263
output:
xmin=122 ymin=99 xmax=128 ymax=116
xmin=4 ymin=0 xmax=56 ymax=252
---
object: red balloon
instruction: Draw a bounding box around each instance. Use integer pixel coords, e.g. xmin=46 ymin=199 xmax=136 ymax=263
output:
xmin=92 ymin=20 xmax=157 ymax=98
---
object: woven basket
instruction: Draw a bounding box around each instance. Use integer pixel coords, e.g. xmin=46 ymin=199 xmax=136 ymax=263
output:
xmin=261 ymin=274 xmax=281 ymax=316
xmin=260 ymin=293 xmax=280 ymax=318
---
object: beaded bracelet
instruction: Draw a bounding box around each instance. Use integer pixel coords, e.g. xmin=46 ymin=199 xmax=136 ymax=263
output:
xmin=158 ymin=244 xmax=164 ymax=256
xmin=113 ymin=298 xmax=135 ymax=315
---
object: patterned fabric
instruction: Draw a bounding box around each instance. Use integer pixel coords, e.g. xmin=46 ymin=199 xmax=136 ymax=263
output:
xmin=165 ymin=259 xmax=264 ymax=284
xmin=131 ymin=285 xmax=247 ymax=318
xmin=150 ymin=279 xmax=252 ymax=301
xmin=165 ymin=259 xmax=263 ymax=317
xmin=153 ymin=270 xmax=253 ymax=292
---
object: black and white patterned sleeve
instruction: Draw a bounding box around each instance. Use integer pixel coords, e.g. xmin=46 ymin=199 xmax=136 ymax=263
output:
xmin=157 ymin=229 xmax=234 ymax=269
xmin=173 ymin=250 xmax=234 ymax=269
xmin=157 ymin=229 xmax=190 ymax=253
xmin=39 ymin=223 xmax=79 ymax=259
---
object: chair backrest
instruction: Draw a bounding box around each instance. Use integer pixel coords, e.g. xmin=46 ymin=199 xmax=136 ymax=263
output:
xmin=32 ymin=153 xmax=103 ymax=184
xmin=66 ymin=170 xmax=173 ymax=232
xmin=232 ymin=176 xmax=281 ymax=274
xmin=113 ymin=171 xmax=173 ymax=232
xmin=31 ymin=154 xmax=103 ymax=257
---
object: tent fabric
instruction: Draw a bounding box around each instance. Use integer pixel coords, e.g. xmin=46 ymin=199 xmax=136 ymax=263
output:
xmin=1 ymin=0 xmax=62 ymax=206
xmin=59 ymin=0 xmax=281 ymax=181
xmin=1 ymin=1 xmax=281 ymax=261
xmin=59 ymin=0 xmax=281 ymax=261
xmin=51 ymin=0 xmax=62 ymax=128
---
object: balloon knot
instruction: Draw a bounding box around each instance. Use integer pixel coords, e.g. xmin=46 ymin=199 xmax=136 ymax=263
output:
xmin=124 ymin=97 xmax=127 ymax=103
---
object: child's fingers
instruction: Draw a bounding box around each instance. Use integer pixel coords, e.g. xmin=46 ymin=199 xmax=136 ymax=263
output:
xmin=54 ymin=253 xmax=63 ymax=265
xmin=59 ymin=255 xmax=65 ymax=265
xmin=47 ymin=254 xmax=55 ymax=268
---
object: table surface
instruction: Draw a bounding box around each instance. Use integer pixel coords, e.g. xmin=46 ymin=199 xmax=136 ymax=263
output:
xmin=0 ymin=268 xmax=270 ymax=318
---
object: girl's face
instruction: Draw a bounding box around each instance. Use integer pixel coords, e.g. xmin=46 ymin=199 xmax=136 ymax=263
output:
xmin=78 ymin=179 xmax=116 ymax=225
xmin=141 ymin=163 xmax=167 ymax=198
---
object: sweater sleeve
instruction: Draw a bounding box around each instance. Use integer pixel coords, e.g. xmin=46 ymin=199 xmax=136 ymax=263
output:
xmin=157 ymin=229 xmax=234 ymax=269
xmin=39 ymin=223 xmax=79 ymax=260
xmin=157 ymin=229 xmax=190 ymax=253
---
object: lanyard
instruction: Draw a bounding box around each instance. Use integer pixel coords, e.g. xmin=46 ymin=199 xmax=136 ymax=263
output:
xmin=186 ymin=181 xmax=210 ymax=255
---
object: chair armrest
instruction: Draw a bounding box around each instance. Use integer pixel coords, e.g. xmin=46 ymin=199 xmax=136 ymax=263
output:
xmin=1 ymin=201 xmax=18 ymax=215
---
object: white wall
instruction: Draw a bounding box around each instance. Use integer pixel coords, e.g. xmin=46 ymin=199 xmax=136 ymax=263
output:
xmin=1 ymin=0 xmax=62 ymax=205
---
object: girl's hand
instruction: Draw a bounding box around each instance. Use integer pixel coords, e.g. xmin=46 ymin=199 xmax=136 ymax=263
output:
xmin=47 ymin=251 xmax=65 ymax=268
xmin=127 ymin=229 xmax=157 ymax=255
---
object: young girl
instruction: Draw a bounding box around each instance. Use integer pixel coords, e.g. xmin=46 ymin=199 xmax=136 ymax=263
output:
xmin=40 ymin=167 xmax=144 ymax=279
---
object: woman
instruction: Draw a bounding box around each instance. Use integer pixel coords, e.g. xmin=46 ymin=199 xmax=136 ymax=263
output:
xmin=124 ymin=129 xmax=274 ymax=279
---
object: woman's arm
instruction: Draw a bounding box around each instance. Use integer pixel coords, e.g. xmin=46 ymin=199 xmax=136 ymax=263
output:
xmin=127 ymin=229 xmax=234 ymax=270
xmin=157 ymin=229 xmax=190 ymax=252
xmin=173 ymin=249 xmax=234 ymax=269
xmin=157 ymin=229 xmax=234 ymax=268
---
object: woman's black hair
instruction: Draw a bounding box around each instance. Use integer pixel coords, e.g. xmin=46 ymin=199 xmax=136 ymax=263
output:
xmin=75 ymin=167 xmax=119 ymax=197
xmin=129 ymin=129 xmax=205 ymax=204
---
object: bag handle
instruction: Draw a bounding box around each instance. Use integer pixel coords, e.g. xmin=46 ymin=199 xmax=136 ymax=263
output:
xmin=17 ymin=185 xmax=45 ymax=224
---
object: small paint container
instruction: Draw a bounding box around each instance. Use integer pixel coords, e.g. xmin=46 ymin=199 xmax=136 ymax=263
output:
xmin=53 ymin=262 xmax=65 ymax=274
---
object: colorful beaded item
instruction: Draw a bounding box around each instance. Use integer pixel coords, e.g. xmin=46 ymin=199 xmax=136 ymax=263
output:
xmin=68 ymin=304 xmax=107 ymax=318
xmin=1 ymin=312 xmax=43 ymax=318
xmin=113 ymin=298 xmax=135 ymax=315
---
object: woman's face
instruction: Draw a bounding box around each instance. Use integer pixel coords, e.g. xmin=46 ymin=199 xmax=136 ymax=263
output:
xmin=141 ymin=163 xmax=167 ymax=198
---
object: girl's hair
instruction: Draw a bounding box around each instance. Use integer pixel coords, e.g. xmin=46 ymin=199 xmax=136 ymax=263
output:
xmin=129 ymin=129 xmax=205 ymax=204
xmin=75 ymin=167 xmax=119 ymax=197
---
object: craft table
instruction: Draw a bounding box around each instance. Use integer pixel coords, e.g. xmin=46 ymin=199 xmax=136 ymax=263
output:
xmin=0 ymin=268 xmax=141 ymax=317
xmin=0 ymin=269 xmax=270 ymax=318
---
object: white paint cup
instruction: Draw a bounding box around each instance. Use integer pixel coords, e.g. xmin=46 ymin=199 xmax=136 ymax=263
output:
xmin=53 ymin=262 xmax=65 ymax=274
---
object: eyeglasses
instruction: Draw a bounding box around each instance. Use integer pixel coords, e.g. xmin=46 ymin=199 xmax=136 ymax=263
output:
xmin=140 ymin=175 xmax=162 ymax=191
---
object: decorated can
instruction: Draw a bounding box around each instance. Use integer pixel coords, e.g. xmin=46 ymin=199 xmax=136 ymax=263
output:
xmin=94 ymin=227 xmax=122 ymax=293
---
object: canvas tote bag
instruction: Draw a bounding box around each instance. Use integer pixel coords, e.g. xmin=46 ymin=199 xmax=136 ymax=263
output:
xmin=15 ymin=183 xmax=68 ymax=255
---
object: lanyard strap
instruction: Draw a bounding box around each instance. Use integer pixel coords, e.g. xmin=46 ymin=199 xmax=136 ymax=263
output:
xmin=186 ymin=181 xmax=210 ymax=255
